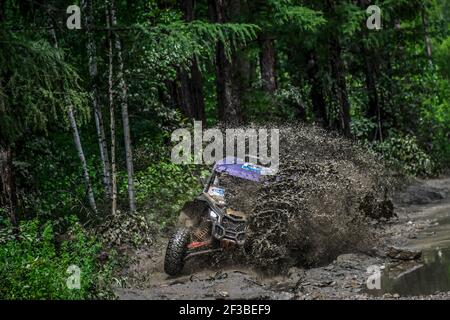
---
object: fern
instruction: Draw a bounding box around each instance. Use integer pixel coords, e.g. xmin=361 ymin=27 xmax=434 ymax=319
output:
xmin=132 ymin=20 xmax=260 ymax=73
xmin=0 ymin=31 xmax=88 ymax=144
xmin=269 ymin=0 xmax=326 ymax=30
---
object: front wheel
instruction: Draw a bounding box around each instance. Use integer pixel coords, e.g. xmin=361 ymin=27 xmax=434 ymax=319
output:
xmin=164 ymin=228 xmax=191 ymax=276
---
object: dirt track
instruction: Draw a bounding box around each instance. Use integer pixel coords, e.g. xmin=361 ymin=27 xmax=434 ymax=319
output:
xmin=114 ymin=178 xmax=450 ymax=300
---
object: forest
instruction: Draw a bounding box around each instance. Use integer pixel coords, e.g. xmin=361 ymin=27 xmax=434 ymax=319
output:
xmin=0 ymin=0 xmax=449 ymax=299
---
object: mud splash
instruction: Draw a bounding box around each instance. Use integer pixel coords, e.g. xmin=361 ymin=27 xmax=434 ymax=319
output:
xmin=235 ymin=124 xmax=396 ymax=271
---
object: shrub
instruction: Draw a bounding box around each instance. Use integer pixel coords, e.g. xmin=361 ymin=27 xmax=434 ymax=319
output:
xmin=420 ymin=79 xmax=450 ymax=172
xmin=373 ymin=135 xmax=433 ymax=176
xmin=123 ymin=162 xmax=208 ymax=231
xmin=0 ymin=216 xmax=114 ymax=299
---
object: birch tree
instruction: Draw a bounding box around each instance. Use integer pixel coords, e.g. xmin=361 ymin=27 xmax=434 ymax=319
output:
xmin=81 ymin=0 xmax=112 ymax=196
xmin=422 ymin=5 xmax=433 ymax=65
xmin=109 ymin=0 xmax=136 ymax=212
xmin=106 ymin=3 xmax=118 ymax=215
xmin=50 ymin=26 xmax=97 ymax=213
xmin=67 ymin=106 xmax=98 ymax=213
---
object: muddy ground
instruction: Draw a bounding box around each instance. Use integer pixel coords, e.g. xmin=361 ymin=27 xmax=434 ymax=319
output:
xmin=114 ymin=177 xmax=450 ymax=300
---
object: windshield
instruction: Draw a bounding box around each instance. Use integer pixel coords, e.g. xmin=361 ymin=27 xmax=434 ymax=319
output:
xmin=213 ymin=157 xmax=270 ymax=182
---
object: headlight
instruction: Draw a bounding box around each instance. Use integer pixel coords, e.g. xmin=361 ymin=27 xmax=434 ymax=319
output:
xmin=209 ymin=209 xmax=219 ymax=221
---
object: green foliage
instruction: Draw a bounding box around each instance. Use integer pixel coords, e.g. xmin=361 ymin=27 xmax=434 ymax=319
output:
xmin=350 ymin=117 xmax=377 ymax=140
xmin=125 ymin=19 xmax=260 ymax=127
xmin=250 ymin=0 xmax=325 ymax=30
xmin=0 ymin=216 xmax=114 ymax=299
xmin=134 ymin=20 xmax=260 ymax=72
xmin=420 ymin=78 xmax=450 ymax=171
xmin=334 ymin=2 xmax=365 ymax=36
xmin=435 ymin=37 xmax=450 ymax=79
xmin=0 ymin=30 xmax=88 ymax=145
xmin=373 ymin=135 xmax=434 ymax=176
xmin=125 ymin=162 xmax=208 ymax=231
xmin=14 ymin=135 xmax=103 ymax=219
xmin=274 ymin=84 xmax=313 ymax=120
xmin=270 ymin=0 xmax=326 ymax=30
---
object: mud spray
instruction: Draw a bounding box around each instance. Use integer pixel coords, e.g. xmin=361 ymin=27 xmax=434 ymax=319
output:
xmin=216 ymin=123 xmax=396 ymax=274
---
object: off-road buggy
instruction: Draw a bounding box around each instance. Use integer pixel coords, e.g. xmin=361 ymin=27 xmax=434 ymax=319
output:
xmin=164 ymin=157 xmax=274 ymax=276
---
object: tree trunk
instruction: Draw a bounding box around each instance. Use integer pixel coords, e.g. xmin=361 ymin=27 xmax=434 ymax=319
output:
xmin=306 ymin=50 xmax=327 ymax=126
xmin=421 ymin=7 xmax=433 ymax=65
xmin=209 ymin=0 xmax=242 ymax=124
xmin=0 ymin=0 xmax=5 ymax=22
xmin=357 ymin=0 xmax=382 ymax=141
xmin=67 ymin=106 xmax=98 ymax=213
xmin=329 ymin=37 xmax=351 ymax=137
xmin=81 ymin=0 xmax=112 ymax=197
xmin=362 ymin=45 xmax=382 ymax=141
xmin=110 ymin=0 xmax=136 ymax=213
xmin=177 ymin=64 xmax=206 ymax=122
xmin=325 ymin=0 xmax=351 ymax=136
xmin=178 ymin=0 xmax=206 ymax=123
xmin=106 ymin=4 xmax=117 ymax=215
xmin=181 ymin=0 xmax=195 ymax=21
xmin=259 ymin=34 xmax=277 ymax=94
xmin=0 ymin=144 xmax=19 ymax=233
xmin=50 ymin=25 xmax=98 ymax=213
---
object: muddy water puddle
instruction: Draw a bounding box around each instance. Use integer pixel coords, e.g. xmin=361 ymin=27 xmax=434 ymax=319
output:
xmin=370 ymin=204 xmax=450 ymax=297
xmin=369 ymin=248 xmax=450 ymax=296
